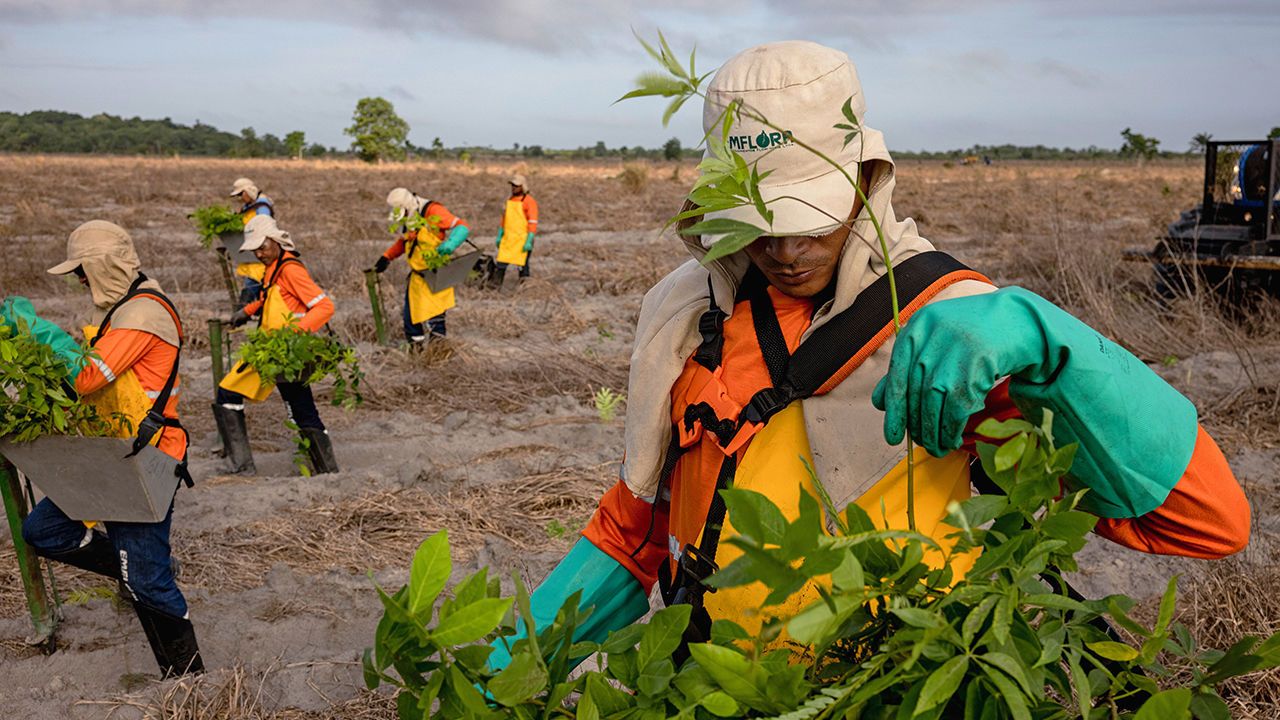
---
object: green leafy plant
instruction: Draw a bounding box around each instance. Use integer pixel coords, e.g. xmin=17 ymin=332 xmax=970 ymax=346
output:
xmin=286 ymin=419 xmax=312 ymax=477
xmin=188 ymin=204 xmax=244 ymax=249
xmin=365 ymin=419 xmax=1280 ymax=719
xmin=235 ymin=324 xmax=364 ymax=409
xmin=387 ymin=212 xmax=452 ymax=270
xmin=0 ymin=322 xmax=114 ymax=441
xmin=593 ymin=387 xmax=625 ymax=422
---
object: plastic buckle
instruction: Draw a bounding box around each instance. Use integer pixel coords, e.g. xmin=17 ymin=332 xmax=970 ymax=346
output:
xmin=676 ymin=543 xmax=720 ymax=595
xmin=740 ymin=385 xmax=792 ymax=426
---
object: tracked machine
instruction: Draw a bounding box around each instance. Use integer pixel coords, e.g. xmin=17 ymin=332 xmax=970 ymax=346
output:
xmin=1126 ymin=139 xmax=1280 ymax=298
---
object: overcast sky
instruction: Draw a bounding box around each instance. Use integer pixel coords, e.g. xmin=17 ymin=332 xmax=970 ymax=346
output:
xmin=1 ymin=1 xmax=1276 ymax=152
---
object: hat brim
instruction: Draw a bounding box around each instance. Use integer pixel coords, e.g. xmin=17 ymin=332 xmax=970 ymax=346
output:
xmin=230 ymin=189 xmax=246 ymax=197
xmin=47 ymin=259 xmax=82 ymax=275
xmin=702 ymin=164 xmax=859 ymax=248
xmin=239 ymin=235 xmax=266 ymax=253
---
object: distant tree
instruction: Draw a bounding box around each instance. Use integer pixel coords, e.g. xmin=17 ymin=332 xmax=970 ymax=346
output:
xmin=345 ymin=97 xmax=409 ymax=163
xmin=1189 ymin=132 xmax=1212 ymax=153
xmin=1119 ymin=127 xmax=1160 ymax=162
xmin=285 ymin=130 xmax=306 ymax=158
xmin=235 ymin=127 xmax=264 ymax=157
xmin=305 ymin=142 xmax=326 ymax=157
xmin=593 ymin=140 xmax=607 ymax=157
xmin=523 ymin=144 xmax=544 ymax=158
xmin=1269 ymin=127 xmax=1280 ymax=139
xmin=663 ymin=137 xmax=682 ymax=160
xmin=431 ymin=136 xmax=444 ymax=159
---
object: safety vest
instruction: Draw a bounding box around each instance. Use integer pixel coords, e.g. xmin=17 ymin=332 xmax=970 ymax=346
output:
xmin=656 ymin=252 xmax=988 ymax=643
xmin=218 ymin=254 xmax=309 ymax=401
xmin=497 ymin=196 xmax=531 ymax=267
xmin=82 ymin=275 xmax=192 ymax=485
xmin=405 ymin=202 xmax=456 ymax=322
xmin=235 ymin=197 xmax=275 ymax=282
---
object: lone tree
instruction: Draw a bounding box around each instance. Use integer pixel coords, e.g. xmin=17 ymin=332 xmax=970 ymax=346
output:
xmin=345 ymin=97 xmax=409 ymax=163
xmin=1269 ymin=126 xmax=1280 ymax=139
xmin=284 ymin=130 xmax=306 ymax=158
xmin=1189 ymin=132 xmax=1212 ymax=153
xmin=663 ymin=136 xmax=682 ymax=160
xmin=1119 ymin=127 xmax=1160 ymax=162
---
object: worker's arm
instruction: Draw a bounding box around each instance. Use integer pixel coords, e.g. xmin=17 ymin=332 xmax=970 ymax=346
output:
xmin=961 ymin=365 xmax=1250 ymax=558
xmin=279 ymin=264 xmax=334 ymax=333
xmin=381 ymin=232 xmax=411 ymax=262
xmin=431 ymin=203 xmax=471 ymax=255
xmin=488 ymin=477 xmax=659 ymax=672
xmin=523 ymin=195 xmax=539 ymax=235
xmin=75 ymin=328 xmax=157 ymax=396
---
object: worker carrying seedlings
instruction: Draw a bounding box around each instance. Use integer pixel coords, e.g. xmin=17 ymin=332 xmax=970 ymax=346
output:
xmin=494 ymin=173 xmax=539 ymax=281
xmin=21 ymin=220 xmax=203 ymax=678
xmin=488 ymin=41 xmax=1252 ymax=670
xmin=214 ymin=214 xmax=338 ymax=475
xmin=228 ymin=177 xmax=276 ymax=306
xmin=372 ymin=187 xmax=470 ymax=344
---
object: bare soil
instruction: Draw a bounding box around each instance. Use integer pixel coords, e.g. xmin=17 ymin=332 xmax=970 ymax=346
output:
xmin=0 ymin=155 xmax=1275 ymax=718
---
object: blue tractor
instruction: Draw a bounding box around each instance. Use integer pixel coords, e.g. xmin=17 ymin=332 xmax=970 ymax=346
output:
xmin=1129 ymin=139 xmax=1280 ymax=298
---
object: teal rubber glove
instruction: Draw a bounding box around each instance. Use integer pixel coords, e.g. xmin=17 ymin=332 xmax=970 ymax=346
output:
xmin=437 ymin=225 xmax=470 ymax=255
xmin=523 ymin=232 xmax=534 ymax=252
xmin=2 ymin=296 xmax=85 ymax=380
xmin=495 ymin=227 xmax=505 ymax=248
xmin=871 ymin=286 xmax=1197 ymax=518
xmin=487 ymin=536 xmax=649 ymax=672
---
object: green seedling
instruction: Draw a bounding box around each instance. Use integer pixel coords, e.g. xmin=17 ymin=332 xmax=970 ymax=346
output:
xmin=593 ymin=387 xmax=625 ymax=423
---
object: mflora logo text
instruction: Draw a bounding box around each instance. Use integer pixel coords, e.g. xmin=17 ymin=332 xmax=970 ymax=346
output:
xmin=729 ymin=130 xmax=795 ymax=152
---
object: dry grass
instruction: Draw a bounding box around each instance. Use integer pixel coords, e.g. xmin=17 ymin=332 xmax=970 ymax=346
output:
xmin=172 ymin=462 xmax=610 ymax=592
xmin=79 ymin=662 xmax=398 ymax=720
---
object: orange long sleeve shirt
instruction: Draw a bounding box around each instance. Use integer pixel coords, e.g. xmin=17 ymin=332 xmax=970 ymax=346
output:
xmin=242 ymin=252 xmax=334 ymax=333
xmin=77 ymin=327 xmax=185 ymax=461
xmin=382 ymin=201 xmax=469 ymax=261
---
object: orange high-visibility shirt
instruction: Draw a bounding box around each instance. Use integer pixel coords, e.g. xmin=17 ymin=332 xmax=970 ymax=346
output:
xmin=242 ymin=253 xmax=334 ymax=333
xmin=382 ymin=201 xmax=469 ymax=260
xmin=76 ymin=328 xmax=185 ymax=461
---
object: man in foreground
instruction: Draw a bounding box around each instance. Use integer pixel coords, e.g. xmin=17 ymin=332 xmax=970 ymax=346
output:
xmin=23 ymin=220 xmax=202 ymax=677
xmin=490 ymin=41 xmax=1251 ymax=667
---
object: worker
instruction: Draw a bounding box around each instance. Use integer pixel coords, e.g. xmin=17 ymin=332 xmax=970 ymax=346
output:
xmin=488 ymin=41 xmax=1251 ymax=670
xmin=213 ymin=215 xmax=338 ymax=475
xmin=494 ymin=173 xmax=539 ymax=281
xmin=228 ymin=177 xmax=276 ymax=306
xmin=20 ymin=220 xmax=203 ymax=678
xmin=372 ymin=187 xmax=471 ymax=344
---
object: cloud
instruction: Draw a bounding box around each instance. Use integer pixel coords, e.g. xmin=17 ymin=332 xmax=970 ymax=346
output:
xmin=1031 ymin=59 xmax=1096 ymax=89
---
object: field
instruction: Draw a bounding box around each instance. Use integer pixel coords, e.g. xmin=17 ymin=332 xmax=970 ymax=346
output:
xmin=0 ymin=154 xmax=1277 ymax=718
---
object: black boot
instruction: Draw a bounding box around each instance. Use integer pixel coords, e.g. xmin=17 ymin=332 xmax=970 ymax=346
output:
xmin=300 ymin=427 xmax=339 ymax=475
xmin=133 ymin=602 xmax=204 ymax=678
xmin=211 ymin=402 xmax=255 ymax=474
xmin=40 ymin=532 xmax=120 ymax=579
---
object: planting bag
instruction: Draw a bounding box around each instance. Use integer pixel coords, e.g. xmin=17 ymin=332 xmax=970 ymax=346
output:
xmin=1 ymin=296 xmax=84 ymax=378
xmin=486 ymin=536 xmax=649 ymax=673
xmin=874 ymin=286 xmax=1197 ymax=518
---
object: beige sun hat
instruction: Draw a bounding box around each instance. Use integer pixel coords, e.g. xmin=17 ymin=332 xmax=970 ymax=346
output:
xmin=508 ymin=173 xmax=528 ymax=191
xmin=701 ymin=41 xmax=888 ymax=240
xmin=229 ymin=177 xmax=258 ymax=198
xmin=386 ymin=187 xmax=422 ymax=212
xmin=48 ymin=220 xmax=136 ymax=276
xmin=240 ymin=214 xmax=295 ymax=252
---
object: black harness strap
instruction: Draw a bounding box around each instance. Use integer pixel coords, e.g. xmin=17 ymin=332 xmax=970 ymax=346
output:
xmin=92 ymin=274 xmax=193 ymax=488
xmin=662 ymin=252 xmax=979 ymax=647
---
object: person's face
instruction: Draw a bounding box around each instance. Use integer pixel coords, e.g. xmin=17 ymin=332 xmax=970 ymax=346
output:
xmin=253 ymin=238 xmax=282 ymax=264
xmin=72 ymin=265 xmax=89 ymax=289
xmin=510 ymin=183 xmax=522 ymax=197
xmin=743 ymin=218 xmax=853 ymax=298
xmin=239 ymin=190 xmax=254 ymax=205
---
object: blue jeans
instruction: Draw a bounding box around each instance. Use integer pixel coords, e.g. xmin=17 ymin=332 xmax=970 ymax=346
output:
xmin=239 ymin=277 xmax=262 ymax=308
xmin=401 ymin=283 xmax=446 ymax=342
xmin=22 ymin=498 xmax=188 ymax=617
xmin=216 ymin=381 xmax=324 ymax=430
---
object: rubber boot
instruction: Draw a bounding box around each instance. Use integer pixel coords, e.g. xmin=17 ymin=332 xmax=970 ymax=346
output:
xmin=300 ymin=427 xmax=339 ymax=475
xmin=40 ymin=531 xmax=120 ymax=579
xmin=211 ymin=402 xmax=255 ymax=475
xmin=133 ymin=601 xmax=204 ymax=678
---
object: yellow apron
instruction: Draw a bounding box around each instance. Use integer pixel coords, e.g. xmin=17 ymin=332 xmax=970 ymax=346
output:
xmin=406 ymin=231 xmax=456 ymax=323
xmin=701 ymin=403 xmax=977 ymax=640
xmin=217 ymin=285 xmax=296 ymax=401
xmin=81 ymin=325 xmax=159 ymax=440
xmin=235 ymin=207 xmax=266 ymax=281
xmin=496 ymin=198 xmax=530 ymax=267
